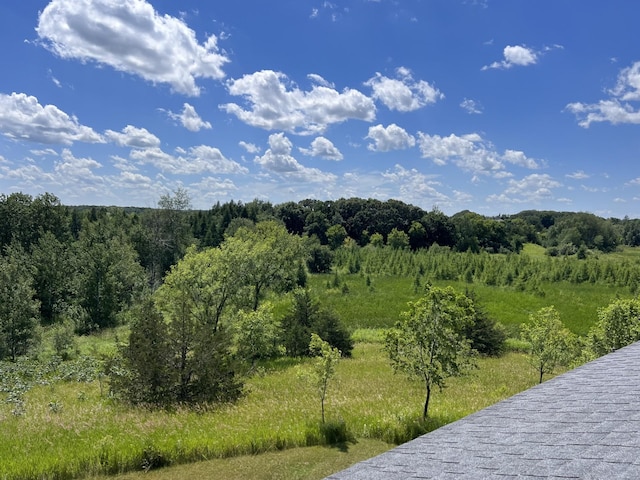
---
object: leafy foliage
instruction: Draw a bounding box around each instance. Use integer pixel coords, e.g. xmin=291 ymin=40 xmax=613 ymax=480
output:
xmin=587 ymin=297 xmax=640 ymax=357
xmin=281 ymin=288 xmax=353 ymax=357
xmin=520 ymin=306 xmax=576 ymax=383
xmin=0 ymin=245 xmax=40 ymax=361
xmin=385 ymin=285 xmax=476 ymax=419
xmin=301 ymin=333 xmax=342 ymax=423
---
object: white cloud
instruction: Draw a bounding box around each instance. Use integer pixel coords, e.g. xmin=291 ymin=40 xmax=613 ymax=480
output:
xmin=417 ymin=132 xmax=540 ymax=176
xmin=239 ymin=141 xmax=261 ymax=154
xmin=36 ymin=0 xmax=229 ymax=96
xmin=567 ymin=61 xmax=640 ymax=127
xmin=482 ymin=45 xmax=538 ymax=70
xmin=105 ymin=125 xmax=161 ymax=148
xmin=130 ymin=145 xmax=248 ymax=175
xmin=167 ymin=103 xmax=212 ymax=132
xmin=382 ymin=164 xmax=449 ymax=206
xmin=487 ymin=174 xmax=562 ymax=204
xmin=460 ymin=98 xmax=483 ymax=114
xmin=611 ymin=62 xmax=640 ymax=101
xmin=299 ymin=137 xmax=343 ymax=160
xmin=55 ymin=148 xmax=103 ymax=180
xmin=365 ymin=67 xmax=443 ymax=112
xmin=502 ymin=149 xmax=541 ymax=169
xmin=221 ymin=70 xmax=375 ymax=135
xmin=307 ymin=73 xmax=334 ymax=88
xmin=255 ymin=133 xmax=337 ymax=182
xmin=366 ymin=124 xmax=415 ymax=152
xmin=30 ymin=148 xmax=58 ymax=156
xmin=566 ymin=170 xmax=590 ymax=180
xmin=0 ymin=92 xmax=104 ymax=145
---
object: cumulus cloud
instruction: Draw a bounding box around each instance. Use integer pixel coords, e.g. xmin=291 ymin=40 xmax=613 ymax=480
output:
xmin=482 ymin=45 xmax=538 ymax=70
xmin=487 ymin=174 xmax=562 ymax=204
xmin=55 ymin=148 xmax=103 ymax=180
xmin=0 ymin=92 xmax=104 ymax=145
xmin=299 ymin=137 xmax=343 ymax=160
xmin=221 ymin=70 xmax=375 ymax=135
xmin=417 ymin=132 xmax=541 ymax=176
xmin=366 ymin=124 xmax=415 ymax=152
xmin=166 ymin=103 xmax=212 ymax=132
xmin=130 ymin=145 xmax=248 ymax=175
xmin=105 ymin=125 xmax=161 ymax=148
xmin=460 ymin=98 xmax=483 ymax=114
xmin=255 ymin=133 xmax=337 ymax=182
xmin=239 ymin=141 xmax=261 ymax=154
xmin=36 ymin=0 xmax=229 ymax=96
xmin=365 ymin=67 xmax=443 ymax=112
xmin=566 ymin=61 xmax=640 ymax=127
xmin=382 ymin=164 xmax=449 ymax=205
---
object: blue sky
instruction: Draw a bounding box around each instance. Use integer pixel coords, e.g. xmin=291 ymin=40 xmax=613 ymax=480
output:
xmin=1 ymin=1 xmax=640 ymax=217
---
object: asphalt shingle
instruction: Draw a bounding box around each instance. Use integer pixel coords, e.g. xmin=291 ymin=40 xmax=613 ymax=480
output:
xmin=327 ymin=341 xmax=640 ymax=479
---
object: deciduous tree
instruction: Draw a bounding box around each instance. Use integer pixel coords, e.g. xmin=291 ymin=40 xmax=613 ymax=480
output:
xmin=385 ymin=285 xmax=476 ymax=420
xmin=521 ymin=306 xmax=575 ymax=383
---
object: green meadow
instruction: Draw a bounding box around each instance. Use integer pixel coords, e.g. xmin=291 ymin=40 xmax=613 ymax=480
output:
xmin=2 ymin=247 xmax=638 ymax=480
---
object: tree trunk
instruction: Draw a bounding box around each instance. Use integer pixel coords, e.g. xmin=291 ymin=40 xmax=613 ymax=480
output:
xmin=423 ymin=383 xmax=431 ymax=421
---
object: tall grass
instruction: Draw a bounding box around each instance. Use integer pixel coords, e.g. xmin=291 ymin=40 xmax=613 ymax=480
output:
xmin=0 ymin=342 xmax=538 ymax=480
xmin=309 ymin=273 xmax=620 ymax=335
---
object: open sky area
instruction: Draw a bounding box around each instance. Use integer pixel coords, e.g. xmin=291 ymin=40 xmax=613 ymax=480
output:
xmin=1 ymin=1 xmax=640 ymax=216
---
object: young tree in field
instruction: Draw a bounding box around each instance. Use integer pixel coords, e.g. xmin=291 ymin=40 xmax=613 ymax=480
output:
xmin=521 ymin=306 xmax=575 ymax=384
xmin=0 ymin=245 xmax=40 ymax=361
xmin=369 ymin=232 xmax=384 ymax=248
xmin=113 ymin=296 xmax=173 ymax=405
xmin=305 ymin=333 xmax=341 ymax=423
xmin=385 ymin=285 xmax=476 ymax=420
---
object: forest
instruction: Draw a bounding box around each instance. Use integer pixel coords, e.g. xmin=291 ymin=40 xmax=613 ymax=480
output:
xmin=2 ymin=190 xmax=640 ymax=479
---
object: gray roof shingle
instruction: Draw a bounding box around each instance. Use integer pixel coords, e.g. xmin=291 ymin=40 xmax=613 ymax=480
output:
xmin=327 ymin=341 xmax=640 ymax=479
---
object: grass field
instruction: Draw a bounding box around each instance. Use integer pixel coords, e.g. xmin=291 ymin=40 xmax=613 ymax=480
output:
xmin=0 ymin=340 xmax=540 ymax=480
xmin=2 ymin=252 xmax=631 ymax=480
xmin=309 ymin=273 xmax=622 ymax=335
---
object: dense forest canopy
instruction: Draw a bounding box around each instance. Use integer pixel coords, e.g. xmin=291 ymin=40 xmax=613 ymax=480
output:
xmin=1 ymin=191 xmax=637 ymax=258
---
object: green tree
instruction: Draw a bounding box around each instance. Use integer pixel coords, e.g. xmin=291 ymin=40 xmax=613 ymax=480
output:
xmin=233 ymin=302 xmax=282 ymax=368
xmin=0 ymin=245 xmax=40 ymax=361
xmin=231 ymin=221 xmax=306 ymax=310
xmin=281 ymin=288 xmax=353 ymax=357
xmin=72 ymin=217 xmax=146 ymax=333
xmin=305 ymin=333 xmax=341 ymax=423
xmin=464 ymin=291 xmax=507 ymax=356
xmin=588 ymin=298 xmax=640 ymax=357
xmin=408 ymin=221 xmax=428 ymax=250
xmin=113 ymin=296 xmax=173 ymax=405
xmin=387 ymin=228 xmax=410 ymax=250
xmin=153 ymin=248 xmax=244 ymax=404
xmin=385 ymin=285 xmax=476 ymax=420
xmin=326 ymin=224 xmax=348 ymax=250
xmin=30 ymin=231 xmax=73 ymax=325
xmin=521 ymin=306 xmax=575 ymax=383
xmin=369 ymin=232 xmax=384 ymax=248
xmin=140 ymin=188 xmax=194 ymax=288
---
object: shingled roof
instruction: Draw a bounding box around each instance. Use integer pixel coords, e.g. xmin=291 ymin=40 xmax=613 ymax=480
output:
xmin=327 ymin=341 xmax=640 ymax=479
